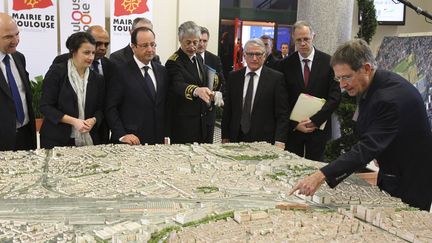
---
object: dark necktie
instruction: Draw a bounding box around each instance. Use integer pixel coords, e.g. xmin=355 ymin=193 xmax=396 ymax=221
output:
xmin=192 ymin=56 xmax=203 ymax=81
xmin=92 ymin=60 xmax=99 ymax=74
xmin=3 ymin=55 xmax=25 ymax=124
xmin=241 ymin=72 xmax=255 ymax=134
xmin=303 ymin=59 xmax=310 ymax=87
xmin=143 ymin=66 xmax=156 ymax=100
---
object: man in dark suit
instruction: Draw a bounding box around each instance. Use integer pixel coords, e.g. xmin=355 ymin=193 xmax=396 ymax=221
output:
xmin=109 ymin=17 xmax=160 ymax=66
xmin=106 ymin=27 xmax=169 ymax=145
xmin=197 ymin=26 xmax=225 ymax=143
xmin=221 ymin=38 xmax=289 ymax=149
xmin=52 ymin=25 xmax=113 ymax=144
xmin=0 ymin=13 xmax=36 ymax=151
xmin=260 ymin=35 xmax=282 ymax=69
xmin=290 ymin=39 xmax=432 ymax=211
xmin=165 ymin=21 xmax=213 ymax=144
xmin=276 ymin=21 xmax=341 ymax=162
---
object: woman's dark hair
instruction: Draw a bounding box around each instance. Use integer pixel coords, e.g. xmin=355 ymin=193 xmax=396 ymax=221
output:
xmin=65 ymin=31 xmax=96 ymax=55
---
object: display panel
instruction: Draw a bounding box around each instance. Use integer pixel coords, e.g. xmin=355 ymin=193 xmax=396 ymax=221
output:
xmin=359 ymin=0 xmax=406 ymax=25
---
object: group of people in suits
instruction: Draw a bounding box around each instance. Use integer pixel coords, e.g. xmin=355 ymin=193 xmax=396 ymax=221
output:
xmin=0 ymin=12 xmax=431 ymax=210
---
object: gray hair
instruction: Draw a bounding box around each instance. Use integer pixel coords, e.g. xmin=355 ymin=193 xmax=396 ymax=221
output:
xmin=244 ymin=38 xmax=265 ymax=53
xmin=292 ymin=20 xmax=314 ymax=36
xmin=200 ymin=26 xmax=209 ymax=38
xmin=331 ymin=39 xmax=378 ymax=71
xmin=178 ymin=21 xmax=201 ymax=40
xmin=132 ymin=17 xmax=153 ymax=30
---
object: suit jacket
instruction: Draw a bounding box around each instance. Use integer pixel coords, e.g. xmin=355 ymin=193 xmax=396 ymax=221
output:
xmin=52 ymin=53 xmax=113 ymax=143
xmin=264 ymin=52 xmax=282 ymax=69
xmin=110 ymin=45 xmax=161 ymax=66
xmin=39 ymin=62 xmax=105 ymax=148
xmin=0 ymin=52 xmax=36 ymax=151
xmin=321 ymin=70 xmax=432 ymax=210
xmin=203 ymin=50 xmax=225 ymax=92
xmin=165 ymin=48 xmax=209 ymax=143
xmin=105 ymin=59 xmax=169 ymax=145
xmin=221 ymin=66 xmax=289 ymax=144
xmin=277 ymin=49 xmax=341 ymax=138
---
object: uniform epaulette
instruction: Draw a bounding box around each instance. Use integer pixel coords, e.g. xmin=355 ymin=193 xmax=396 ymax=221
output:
xmin=185 ymin=84 xmax=198 ymax=100
xmin=168 ymin=53 xmax=179 ymax=62
xmin=212 ymin=74 xmax=220 ymax=91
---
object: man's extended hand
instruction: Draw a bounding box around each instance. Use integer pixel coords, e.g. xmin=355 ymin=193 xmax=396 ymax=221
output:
xmin=289 ymin=170 xmax=326 ymax=196
xmin=194 ymin=87 xmax=213 ymax=103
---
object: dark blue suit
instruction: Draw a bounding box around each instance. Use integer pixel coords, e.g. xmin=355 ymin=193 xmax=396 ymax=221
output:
xmin=321 ymin=69 xmax=432 ymax=210
xmin=105 ymin=59 xmax=169 ymax=145
xmin=0 ymin=52 xmax=36 ymax=151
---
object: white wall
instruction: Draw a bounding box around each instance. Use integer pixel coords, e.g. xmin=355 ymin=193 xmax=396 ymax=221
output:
xmin=105 ymin=0 xmax=220 ymax=63
xmin=351 ymin=0 xmax=432 ymax=54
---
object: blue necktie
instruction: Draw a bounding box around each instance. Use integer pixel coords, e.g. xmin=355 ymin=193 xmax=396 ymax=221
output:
xmin=3 ymin=55 xmax=25 ymax=124
xmin=143 ymin=66 xmax=156 ymax=100
xmin=92 ymin=60 xmax=99 ymax=74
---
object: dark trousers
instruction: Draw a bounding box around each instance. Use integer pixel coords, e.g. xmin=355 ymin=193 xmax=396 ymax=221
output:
xmin=15 ymin=124 xmax=34 ymax=150
xmin=286 ymin=130 xmax=328 ymax=162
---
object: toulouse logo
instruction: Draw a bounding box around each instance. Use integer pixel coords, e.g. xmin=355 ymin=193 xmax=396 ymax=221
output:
xmin=13 ymin=0 xmax=53 ymax=10
xmin=114 ymin=0 xmax=149 ymax=17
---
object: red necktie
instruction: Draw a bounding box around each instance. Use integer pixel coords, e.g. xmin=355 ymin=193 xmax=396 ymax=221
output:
xmin=303 ymin=59 xmax=310 ymax=87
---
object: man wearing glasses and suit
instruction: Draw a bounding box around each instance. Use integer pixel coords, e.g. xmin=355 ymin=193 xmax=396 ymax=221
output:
xmin=222 ymin=38 xmax=289 ymax=149
xmin=276 ymin=20 xmax=341 ymax=162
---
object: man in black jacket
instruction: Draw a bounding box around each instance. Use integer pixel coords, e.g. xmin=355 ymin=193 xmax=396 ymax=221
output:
xmin=165 ymin=21 xmax=213 ymax=144
xmin=197 ymin=26 xmax=224 ymax=143
xmin=290 ymin=39 xmax=432 ymax=211
xmin=221 ymin=38 xmax=289 ymax=148
xmin=0 ymin=13 xmax=36 ymax=151
xmin=276 ymin=21 xmax=341 ymax=161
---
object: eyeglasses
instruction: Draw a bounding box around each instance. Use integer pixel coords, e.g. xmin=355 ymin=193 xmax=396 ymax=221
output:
xmin=96 ymin=41 xmax=110 ymax=48
xmin=295 ymin=37 xmax=312 ymax=44
xmin=135 ymin=42 xmax=157 ymax=49
xmin=183 ymin=40 xmax=199 ymax=46
xmin=334 ymin=74 xmax=354 ymax=83
xmin=245 ymin=52 xmax=265 ymax=58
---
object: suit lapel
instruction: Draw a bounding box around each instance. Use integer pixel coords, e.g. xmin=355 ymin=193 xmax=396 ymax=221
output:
xmin=131 ymin=60 xmax=156 ymax=103
xmin=196 ymin=54 xmax=207 ymax=87
xmin=10 ymin=53 xmax=31 ymax=101
xmin=236 ymin=68 xmax=247 ymax=113
xmin=252 ymin=67 xmax=266 ymax=112
xmin=0 ymin=68 xmax=12 ymax=99
xmin=151 ymin=61 xmax=162 ymax=103
xmin=308 ymin=52 xmax=320 ymax=89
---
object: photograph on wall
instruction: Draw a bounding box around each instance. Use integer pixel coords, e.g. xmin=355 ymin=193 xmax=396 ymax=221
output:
xmin=376 ymin=35 xmax=432 ymax=128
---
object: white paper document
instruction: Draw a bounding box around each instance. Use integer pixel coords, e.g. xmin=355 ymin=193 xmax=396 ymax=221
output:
xmin=290 ymin=93 xmax=327 ymax=130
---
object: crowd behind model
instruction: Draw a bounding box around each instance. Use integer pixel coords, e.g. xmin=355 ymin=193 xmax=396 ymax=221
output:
xmin=0 ymin=13 xmax=431 ymax=211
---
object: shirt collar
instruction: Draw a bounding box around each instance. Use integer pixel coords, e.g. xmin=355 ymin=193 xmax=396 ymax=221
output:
xmin=245 ymin=65 xmax=263 ymax=78
xmin=133 ymin=55 xmax=152 ymax=70
xmin=298 ymin=47 xmax=315 ymax=62
xmin=0 ymin=52 xmax=8 ymax=62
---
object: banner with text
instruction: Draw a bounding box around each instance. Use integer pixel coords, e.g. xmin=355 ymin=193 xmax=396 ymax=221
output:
xmin=59 ymin=0 xmax=105 ymax=54
xmin=110 ymin=0 xmax=152 ymax=53
xmin=9 ymin=0 xmax=57 ymax=80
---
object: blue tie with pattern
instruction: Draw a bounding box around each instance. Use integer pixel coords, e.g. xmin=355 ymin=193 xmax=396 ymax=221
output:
xmin=3 ymin=55 xmax=25 ymax=124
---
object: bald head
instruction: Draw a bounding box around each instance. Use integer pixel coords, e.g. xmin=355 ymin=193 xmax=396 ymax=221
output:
xmin=0 ymin=13 xmax=20 ymax=54
xmin=86 ymin=25 xmax=109 ymax=60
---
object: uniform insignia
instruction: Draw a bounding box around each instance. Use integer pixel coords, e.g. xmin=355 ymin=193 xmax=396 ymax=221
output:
xmin=168 ymin=53 xmax=179 ymax=61
xmin=213 ymin=75 xmax=219 ymax=91
xmin=185 ymin=84 xmax=198 ymax=100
